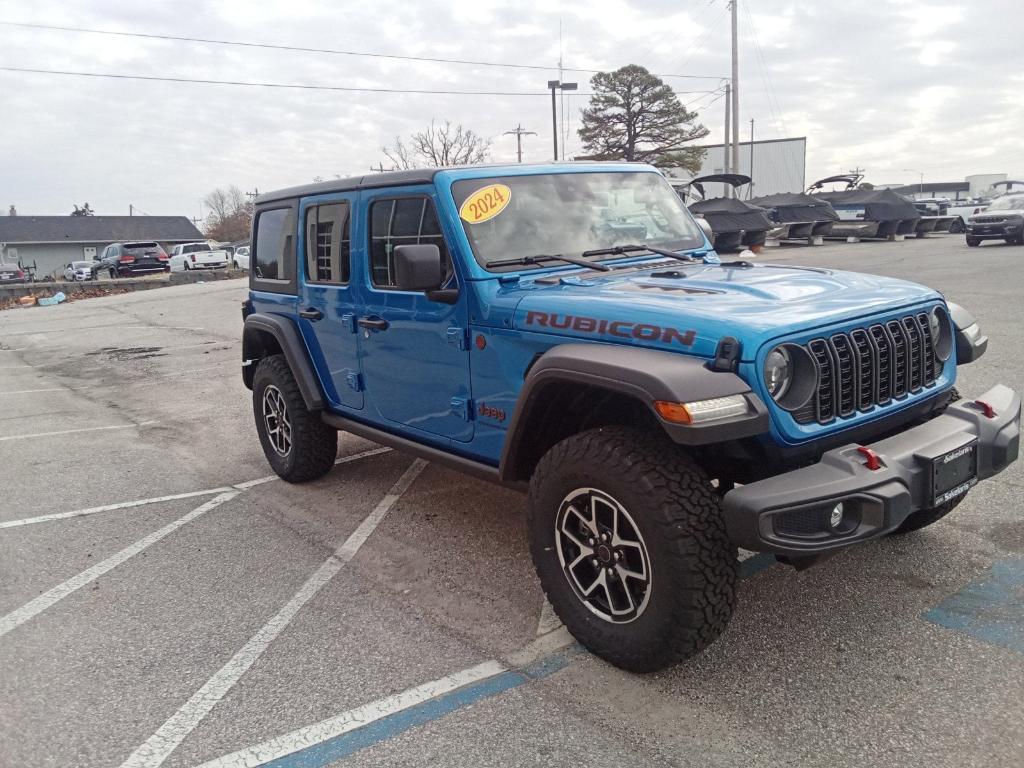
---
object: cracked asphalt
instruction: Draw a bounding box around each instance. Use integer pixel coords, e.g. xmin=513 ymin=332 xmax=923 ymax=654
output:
xmin=1 ymin=234 xmax=1022 ymax=768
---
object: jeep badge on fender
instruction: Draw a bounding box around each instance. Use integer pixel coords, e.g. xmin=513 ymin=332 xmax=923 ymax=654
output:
xmin=241 ymin=162 xmax=1020 ymax=673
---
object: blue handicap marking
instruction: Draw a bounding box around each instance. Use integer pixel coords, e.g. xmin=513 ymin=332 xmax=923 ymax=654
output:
xmin=923 ymin=558 xmax=1024 ymax=654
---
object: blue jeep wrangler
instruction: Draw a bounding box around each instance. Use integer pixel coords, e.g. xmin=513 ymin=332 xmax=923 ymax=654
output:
xmin=242 ymin=163 xmax=1020 ymax=672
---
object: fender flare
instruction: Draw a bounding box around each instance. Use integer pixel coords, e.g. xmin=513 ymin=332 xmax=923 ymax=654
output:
xmin=499 ymin=343 xmax=768 ymax=482
xmin=242 ymin=313 xmax=325 ymax=411
xmin=946 ymin=301 xmax=988 ymax=365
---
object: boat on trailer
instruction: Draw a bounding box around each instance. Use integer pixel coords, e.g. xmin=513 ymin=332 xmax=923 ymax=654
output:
xmin=808 ymin=174 xmax=921 ymax=239
xmin=673 ymin=174 xmax=773 ymax=251
xmin=749 ymin=191 xmax=839 ymax=241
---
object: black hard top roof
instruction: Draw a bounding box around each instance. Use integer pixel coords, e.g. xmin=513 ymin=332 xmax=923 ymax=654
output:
xmin=255 ymin=161 xmax=642 ymax=204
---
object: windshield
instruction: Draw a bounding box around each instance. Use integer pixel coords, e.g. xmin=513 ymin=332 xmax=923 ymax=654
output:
xmin=987 ymin=196 xmax=1024 ymax=211
xmin=184 ymin=243 xmax=212 ymax=253
xmin=451 ymin=171 xmax=703 ymax=271
xmin=125 ymin=242 xmax=159 ymax=250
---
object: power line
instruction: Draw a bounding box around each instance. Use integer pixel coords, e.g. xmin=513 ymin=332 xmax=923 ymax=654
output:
xmin=0 ymin=66 xmax=599 ymax=96
xmin=0 ymin=21 xmax=727 ymax=81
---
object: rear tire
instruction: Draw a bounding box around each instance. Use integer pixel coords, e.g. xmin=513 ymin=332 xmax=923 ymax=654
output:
xmin=966 ymin=236 xmax=981 ymax=247
xmin=252 ymin=354 xmax=337 ymax=482
xmin=527 ymin=426 xmax=737 ymax=672
xmin=183 ymin=262 xmax=191 ymax=271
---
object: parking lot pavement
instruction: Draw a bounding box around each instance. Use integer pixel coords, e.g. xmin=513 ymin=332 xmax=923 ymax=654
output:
xmin=1 ymin=236 xmax=1023 ymax=768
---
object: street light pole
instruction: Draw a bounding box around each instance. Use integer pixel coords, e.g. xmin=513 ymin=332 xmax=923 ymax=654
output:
xmin=547 ymin=80 xmax=577 ymax=161
xmin=902 ymin=168 xmax=924 ymax=196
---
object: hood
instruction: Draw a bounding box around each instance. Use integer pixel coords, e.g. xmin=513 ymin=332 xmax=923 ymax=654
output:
xmin=509 ymin=262 xmax=941 ymax=360
xmin=969 ymin=207 xmax=1024 ymax=221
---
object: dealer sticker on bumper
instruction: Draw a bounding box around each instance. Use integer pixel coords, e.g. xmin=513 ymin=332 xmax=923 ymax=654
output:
xmin=931 ymin=440 xmax=978 ymax=506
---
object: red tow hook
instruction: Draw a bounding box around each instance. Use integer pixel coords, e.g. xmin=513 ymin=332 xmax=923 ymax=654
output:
xmin=857 ymin=446 xmax=882 ymax=471
xmin=973 ymin=399 xmax=997 ymax=419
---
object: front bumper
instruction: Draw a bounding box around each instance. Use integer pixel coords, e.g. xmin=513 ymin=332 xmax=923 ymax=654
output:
xmin=723 ymin=384 xmax=1020 ymax=556
xmin=967 ymin=221 xmax=1023 ymax=238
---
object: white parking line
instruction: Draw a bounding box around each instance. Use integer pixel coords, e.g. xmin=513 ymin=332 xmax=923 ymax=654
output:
xmin=0 ymin=488 xmax=235 ymax=530
xmin=192 ymin=660 xmax=507 ymax=768
xmin=0 ymin=421 xmax=158 ymax=442
xmin=0 ymin=448 xmax=393 ymax=529
xmin=0 ymin=387 xmax=69 ymax=395
xmin=193 ymin=627 xmax=575 ymax=768
xmin=232 ymin=447 xmax=393 ymax=490
xmin=119 ymin=459 xmax=428 ymax=768
xmin=0 ymin=491 xmax=238 ymax=639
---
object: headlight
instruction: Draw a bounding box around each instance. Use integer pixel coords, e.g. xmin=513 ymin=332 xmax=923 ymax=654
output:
xmin=764 ymin=346 xmax=792 ymax=399
xmin=930 ymin=306 xmax=952 ymax=361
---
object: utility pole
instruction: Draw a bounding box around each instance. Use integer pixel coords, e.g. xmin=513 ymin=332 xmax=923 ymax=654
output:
xmin=748 ymin=118 xmax=755 ymax=199
xmin=723 ymin=82 xmax=732 ymax=197
xmin=547 ymin=80 xmax=577 ymax=161
xmin=730 ymin=0 xmax=740 ymax=186
xmin=504 ymin=124 xmax=537 ymax=163
xmin=369 ymin=162 xmax=389 ymax=173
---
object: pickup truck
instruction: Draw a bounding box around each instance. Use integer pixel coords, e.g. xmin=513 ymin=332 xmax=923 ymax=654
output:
xmin=240 ymin=163 xmax=1020 ymax=672
xmin=169 ymin=242 xmax=229 ymax=271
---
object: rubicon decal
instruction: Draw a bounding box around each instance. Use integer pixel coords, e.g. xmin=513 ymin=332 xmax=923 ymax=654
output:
xmin=525 ymin=311 xmax=696 ymax=346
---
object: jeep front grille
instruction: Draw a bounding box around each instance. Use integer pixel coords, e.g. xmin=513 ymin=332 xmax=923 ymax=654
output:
xmin=792 ymin=313 xmax=940 ymax=425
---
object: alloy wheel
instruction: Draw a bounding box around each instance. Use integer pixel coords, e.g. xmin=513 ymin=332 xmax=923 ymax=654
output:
xmin=554 ymin=487 xmax=652 ymax=623
xmin=262 ymin=384 xmax=292 ymax=456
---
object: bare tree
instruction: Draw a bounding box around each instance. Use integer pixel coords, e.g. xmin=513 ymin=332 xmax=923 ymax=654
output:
xmin=203 ymin=185 xmax=253 ymax=242
xmin=383 ymin=120 xmax=491 ymax=169
xmin=70 ymin=203 xmax=95 ymax=216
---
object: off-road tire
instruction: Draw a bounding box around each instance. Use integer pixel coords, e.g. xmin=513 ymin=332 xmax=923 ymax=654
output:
xmin=527 ymin=426 xmax=737 ymax=672
xmin=252 ymin=354 xmax=337 ymax=482
xmin=966 ymin=236 xmax=981 ymax=247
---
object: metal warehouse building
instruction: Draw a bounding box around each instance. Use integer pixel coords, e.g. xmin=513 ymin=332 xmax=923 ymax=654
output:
xmin=685 ymin=136 xmax=807 ymax=199
xmin=0 ymin=216 xmax=204 ymax=279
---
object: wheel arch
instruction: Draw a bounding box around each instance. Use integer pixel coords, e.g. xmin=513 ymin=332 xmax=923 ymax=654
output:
xmin=499 ymin=343 xmax=768 ymax=483
xmin=242 ymin=313 xmax=325 ymax=411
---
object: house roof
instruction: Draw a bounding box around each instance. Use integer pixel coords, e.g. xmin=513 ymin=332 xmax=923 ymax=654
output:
xmin=0 ymin=216 xmax=204 ymax=244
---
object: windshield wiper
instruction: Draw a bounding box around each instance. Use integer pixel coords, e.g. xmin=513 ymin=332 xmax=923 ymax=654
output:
xmin=581 ymin=244 xmax=697 ymax=263
xmin=487 ymin=253 xmax=612 ymax=271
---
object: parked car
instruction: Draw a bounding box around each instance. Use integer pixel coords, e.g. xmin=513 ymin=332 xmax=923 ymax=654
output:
xmin=965 ymin=194 xmax=1024 ymax=246
xmin=63 ymin=261 xmax=95 ymax=281
xmin=232 ymin=246 xmax=250 ymax=270
xmin=95 ymin=242 xmax=170 ymax=278
xmin=241 ymin=162 xmax=1018 ymax=673
xmin=168 ymin=242 xmax=229 ymax=271
xmin=0 ymin=263 xmax=28 ymax=284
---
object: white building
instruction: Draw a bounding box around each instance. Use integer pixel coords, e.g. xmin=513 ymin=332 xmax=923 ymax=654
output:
xmin=675 ymin=137 xmax=807 ymax=198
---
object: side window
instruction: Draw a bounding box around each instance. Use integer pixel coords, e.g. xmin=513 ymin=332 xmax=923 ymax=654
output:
xmin=305 ymin=202 xmax=351 ymax=284
xmin=368 ymin=197 xmax=452 ymax=289
xmin=253 ymin=208 xmax=295 ymax=281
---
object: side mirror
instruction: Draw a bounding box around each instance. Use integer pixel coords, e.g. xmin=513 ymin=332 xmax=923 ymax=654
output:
xmin=694 ymin=215 xmax=714 ymax=241
xmin=394 ymin=244 xmax=443 ymax=292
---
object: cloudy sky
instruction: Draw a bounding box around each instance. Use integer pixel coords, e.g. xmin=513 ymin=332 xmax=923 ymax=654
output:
xmin=2 ymin=0 xmax=1022 ymax=218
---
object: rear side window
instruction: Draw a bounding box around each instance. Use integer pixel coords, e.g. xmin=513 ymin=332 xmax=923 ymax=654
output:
xmin=368 ymin=197 xmax=451 ymax=289
xmin=253 ymin=207 xmax=295 ymax=282
xmin=305 ymin=202 xmax=351 ymax=284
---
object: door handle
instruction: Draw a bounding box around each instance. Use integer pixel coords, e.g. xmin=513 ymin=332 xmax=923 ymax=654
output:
xmin=357 ymin=316 xmax=389 ymax=331
xmin=299 ymin=307 xmax=323 ymax=321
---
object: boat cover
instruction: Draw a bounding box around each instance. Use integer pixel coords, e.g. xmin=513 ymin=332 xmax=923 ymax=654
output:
xmin=750 ymin=192 xmax=839 ymax=224
xmin=688 ymin=196 xmax=773 ymax=233
xmin=812 ymin=189 xmax=920 ymax=222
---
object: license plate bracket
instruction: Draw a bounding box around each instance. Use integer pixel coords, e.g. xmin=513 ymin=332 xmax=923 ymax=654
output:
xmin=930 ymin=439 xmax=978 ymax=507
